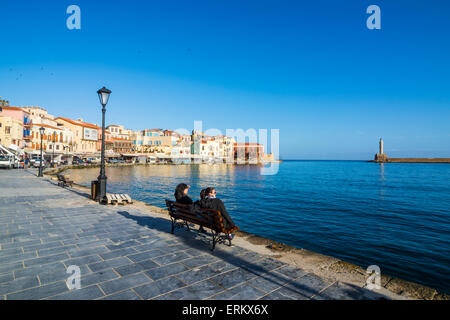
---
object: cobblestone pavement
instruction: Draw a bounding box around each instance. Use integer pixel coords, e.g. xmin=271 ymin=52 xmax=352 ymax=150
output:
xmin=0 ymin=169 xmax=388 ymax=300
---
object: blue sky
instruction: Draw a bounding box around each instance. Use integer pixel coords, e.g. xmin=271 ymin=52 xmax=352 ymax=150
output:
xmin=1 ymin=0 xmax=449 ymax=159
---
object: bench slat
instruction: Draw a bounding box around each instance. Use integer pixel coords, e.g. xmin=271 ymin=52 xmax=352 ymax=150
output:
xmin=170 ymin=211 xmax=212 ymax=226
xmin=168 ymin=201 xmax=228 ymax=233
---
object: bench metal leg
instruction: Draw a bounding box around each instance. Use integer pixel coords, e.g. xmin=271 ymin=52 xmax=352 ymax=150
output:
xmin=171 ymin=218 xmax=176 ymax=234
xmin=211 ymin=231 xmax=219 ymax=251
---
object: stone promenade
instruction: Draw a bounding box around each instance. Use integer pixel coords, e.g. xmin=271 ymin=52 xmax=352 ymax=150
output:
xmin=0 ymin=169 xmax=387 ymax=300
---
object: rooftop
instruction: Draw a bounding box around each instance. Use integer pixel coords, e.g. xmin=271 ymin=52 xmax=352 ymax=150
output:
xmin=55 ymin=117 xmax=100 ymax=130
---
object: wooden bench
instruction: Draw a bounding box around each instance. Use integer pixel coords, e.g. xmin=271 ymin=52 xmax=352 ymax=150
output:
xmin=56 ymin=174 xmax=73 ymax=188
xmin=165 ymin=200 xmax=239 ymax=251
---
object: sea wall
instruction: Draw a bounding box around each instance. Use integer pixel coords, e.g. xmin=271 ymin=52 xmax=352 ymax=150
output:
xmin=370 ymin=158 xmax=450 ymax=163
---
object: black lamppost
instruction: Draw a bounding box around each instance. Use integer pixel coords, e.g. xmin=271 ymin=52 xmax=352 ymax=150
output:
xmin=97 ymin=87 xmax=111 ymax=202
xmin=38 ymin=127 xmax=45 ymax=177
xmin=52 ymin=131 xmax=56 ymax=167
xmin=62 ymin=145 xmax=69 ymax=165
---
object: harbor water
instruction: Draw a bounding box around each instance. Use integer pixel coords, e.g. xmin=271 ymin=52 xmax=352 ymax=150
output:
xmin=66 ymin=160 xmax=450 ymax=293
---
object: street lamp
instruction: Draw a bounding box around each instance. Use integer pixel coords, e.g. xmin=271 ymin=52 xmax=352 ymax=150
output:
xmin=97 ymin=86 xmax=111 ymax=202
xmin=38 ymin=127 xmax=45 ymax=177
xmin=52 ymin=131 xmax=56 ymax=167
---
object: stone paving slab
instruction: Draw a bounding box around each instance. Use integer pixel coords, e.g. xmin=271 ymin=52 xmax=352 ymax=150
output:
xmin=0 ymin=169 xmax=389 ymax=300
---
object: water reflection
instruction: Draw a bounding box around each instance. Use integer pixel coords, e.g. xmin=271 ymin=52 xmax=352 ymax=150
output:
xmin=66 ymin=164 xmax=266 ymax=207
xmin=379 ymin=163 xmax=386 ymax=200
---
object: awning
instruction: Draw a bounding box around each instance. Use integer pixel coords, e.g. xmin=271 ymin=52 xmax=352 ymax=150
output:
xmin=121 ymin=154 xmax=140 ymax=157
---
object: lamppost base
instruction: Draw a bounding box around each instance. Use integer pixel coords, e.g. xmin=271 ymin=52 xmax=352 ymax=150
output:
xmin=97 ymin=176 xmax=107 ymax=203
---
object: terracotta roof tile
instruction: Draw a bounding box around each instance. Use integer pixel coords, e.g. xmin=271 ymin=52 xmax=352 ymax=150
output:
xmin=55 ymin=117 xmax=100 ymax=129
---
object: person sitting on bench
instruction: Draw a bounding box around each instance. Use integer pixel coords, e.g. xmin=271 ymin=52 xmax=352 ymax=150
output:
xmin=194 ymin=189 xmax=208 ymax=234
xmin=174 ymin=183 xmax=193 ymax=204
xmin=199 ymin=187 xmax=236 ymax=239
xmin=174 ymin=183 xmax=206 ymax=233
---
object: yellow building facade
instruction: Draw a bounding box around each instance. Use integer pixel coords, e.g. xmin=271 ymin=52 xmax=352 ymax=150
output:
xmin=0 ymin=116 xmax=23 ymax=148
xmin=55 ymin=117 xmax=99 ymax=155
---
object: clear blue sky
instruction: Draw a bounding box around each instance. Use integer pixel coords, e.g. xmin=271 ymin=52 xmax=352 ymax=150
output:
xmin=1 ymin=0 xmax=449 ymax=159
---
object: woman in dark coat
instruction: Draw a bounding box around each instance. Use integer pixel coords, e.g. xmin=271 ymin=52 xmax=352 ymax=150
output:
xmin=199 ymin=187 xmax=236 ymax=235
xmin=174 ymin=184 xmax=206 ymax=233
xmin=174 ymin=183 xmax=193 ymax=205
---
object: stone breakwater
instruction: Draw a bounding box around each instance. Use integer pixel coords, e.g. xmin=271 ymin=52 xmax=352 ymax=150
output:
xmin=369 ymin=158 xmax=450 ymax=163
xmin=0 ymin=169 xmax=447 ymax=300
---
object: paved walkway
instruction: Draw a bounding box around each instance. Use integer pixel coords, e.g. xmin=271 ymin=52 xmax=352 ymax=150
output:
xmin=0 ymin=169 xmax=387 ymax=300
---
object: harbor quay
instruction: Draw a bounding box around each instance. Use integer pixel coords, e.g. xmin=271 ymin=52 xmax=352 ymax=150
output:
xmin=0 ymin=170 xmax=443 ymax=300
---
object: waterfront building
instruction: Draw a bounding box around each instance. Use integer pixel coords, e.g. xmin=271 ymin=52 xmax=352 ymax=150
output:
xmin=106 ymin=124 xmax=133 ymax=140
xmin=218 ymin=135 xmax=236 ymax=163
xmin=132 ymin=128 xmax=176 ymax=154
xmin=190 ymin=130 xmax=204 ymax=156
xmin=233 ymin=143 xmax=264 ymax=164
xmin=26 ymin=123 xmax=74 ymax=162
xmin=171 ymin=141 xmax=192 ymax=162
xmin=19 ymin=107 xmax=75 ymax=160
xmin=199 ymin=137 xmax=218 ymax=161
xmin=179 ymin=134 xmax=192 ymax=144
xmin=196 ymin=135 xmax=235 ymax=163
xmin=0 ymin=106 xmax=30 ymax=148
xmin=21 ymin=107 xmax=58 ymax=154
xmin=111 ymin=137 xmax=132 ymax=154
xmin=55 ymin=117 xmax=99 ymax=155
xmin=21 ymin=106 xmax=53 ymax=124
xmin=98 ymin=129 xmax=114 ymax=153
xmin=0 ymin=115 xmax=23 ymax=149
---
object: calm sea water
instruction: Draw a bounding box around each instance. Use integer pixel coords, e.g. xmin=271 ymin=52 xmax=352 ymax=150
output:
xmin=66 ymin=161 xmax=450 ymax=293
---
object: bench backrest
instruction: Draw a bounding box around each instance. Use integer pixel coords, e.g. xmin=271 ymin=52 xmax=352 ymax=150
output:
xmin=165 ymin=199 xmax=225 ymax=232
xmin=56 ymin=174 xmax=72 ymax=184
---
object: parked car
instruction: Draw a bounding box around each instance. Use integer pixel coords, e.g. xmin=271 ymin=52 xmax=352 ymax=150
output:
xmin=30 ymin=155 xmax=40 ymax=165
xmin=72 ymin=158 xmax=83 ymax=165
xmin=86 ymin=158 xmax=100 ymax=164
xmin=32 ymin=159 xmax=46 ymax=168
xmin=0 ymin=155 xmax=14 ymax=169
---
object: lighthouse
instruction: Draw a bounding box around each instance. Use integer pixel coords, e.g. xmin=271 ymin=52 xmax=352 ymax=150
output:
xmin=374 ymin=138 xmax=387 ymax=162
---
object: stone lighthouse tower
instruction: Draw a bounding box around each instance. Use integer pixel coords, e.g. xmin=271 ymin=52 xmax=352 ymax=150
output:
xmin=374 ymin=138 xmax=387 ymax=162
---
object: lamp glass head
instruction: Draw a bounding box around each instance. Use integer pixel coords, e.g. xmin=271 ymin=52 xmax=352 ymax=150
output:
xmin=97 ymin=87 xmax=111 ymax=106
